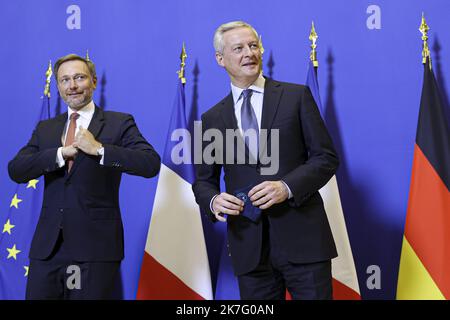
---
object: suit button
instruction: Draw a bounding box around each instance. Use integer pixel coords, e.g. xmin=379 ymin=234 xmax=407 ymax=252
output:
xmin=59 ymin=208 xmax=64 ymax=213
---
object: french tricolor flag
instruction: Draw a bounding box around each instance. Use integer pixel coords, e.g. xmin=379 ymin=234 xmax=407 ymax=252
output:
xmin=307 ymin=61 xmax=361 ymax=299
xmin=136 ymin=78 xmax=213 ymax=300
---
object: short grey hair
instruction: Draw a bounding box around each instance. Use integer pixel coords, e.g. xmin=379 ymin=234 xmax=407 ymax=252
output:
xmin=213 ymin=21 xmax=259 ymax=54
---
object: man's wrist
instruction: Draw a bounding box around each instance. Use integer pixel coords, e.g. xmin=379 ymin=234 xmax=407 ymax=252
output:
xmin=61 ymin=146 xmax=69 ymax=160
xmin=280 ymin=180 xmax=293 ymax=199
xmin=96 ymin=144 xmax=104 ymax=156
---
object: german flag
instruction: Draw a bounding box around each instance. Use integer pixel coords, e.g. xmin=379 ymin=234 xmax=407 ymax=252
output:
xmin=397 ymin=56 xmax=450 ymax=299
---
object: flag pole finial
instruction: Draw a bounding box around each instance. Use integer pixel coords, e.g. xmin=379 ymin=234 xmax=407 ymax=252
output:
xmin=86 ymin=49 xmax=90 ymax=62
xmin=177 ymin=43 xmax=187 ymax=84
xmin=309 ymin=21 xmax=318 ymax=67
xmin=419 ymin=13 xmax=431 ymax=68
xmin=44 ymin=60 xmax=52 ymax=98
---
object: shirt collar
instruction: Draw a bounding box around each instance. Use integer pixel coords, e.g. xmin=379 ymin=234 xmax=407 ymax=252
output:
xmin=231 ymin=73 xmax=265 ymax=105
xmin=67 ymin=100 xmax=95 ymax=121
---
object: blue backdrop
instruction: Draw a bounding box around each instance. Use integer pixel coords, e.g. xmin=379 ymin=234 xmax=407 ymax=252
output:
xmin=0 ymin=0 xmax=449 ymax=299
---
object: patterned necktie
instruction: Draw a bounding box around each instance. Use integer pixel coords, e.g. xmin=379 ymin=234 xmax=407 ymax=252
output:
xmin=65 ymin=112 xmax=79 ymax=172
xmin=241 ymin=89 xmax=259 ymax=159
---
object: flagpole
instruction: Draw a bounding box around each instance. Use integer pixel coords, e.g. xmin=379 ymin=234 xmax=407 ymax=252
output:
xmin=177 ymin=43 xmax=187 ymax=84
xmin=309 ymin=21 xmax=318 ymax=67
xmin=419 ymin=13 xmax=431 ymax=69
xmin=44 ymin=61 xmax=52 ymax=119
xmin=44 ymin=60 xmax=52 ymax=98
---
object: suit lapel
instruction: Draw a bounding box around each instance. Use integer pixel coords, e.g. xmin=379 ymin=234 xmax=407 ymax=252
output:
xmin=51 ymin=112 xmax=68 ymax=148
xmin=219 ymin=93 xmax=238 ymax=130
xmin=260 ymin=78 xmax=283 ymax=156
xmin=67 ymin=106 xmax=105 ymax=178
xmin=87 ymin=106 xmax=105 ymax=139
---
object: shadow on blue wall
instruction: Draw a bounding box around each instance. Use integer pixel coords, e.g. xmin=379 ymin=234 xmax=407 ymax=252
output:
xmin=98 ymin=72 xmax=107 ymax=110
xmin=433 ymin=36 xmax=450 ymax=124
xmin=322 ymin=49 xmax=405 ymax=299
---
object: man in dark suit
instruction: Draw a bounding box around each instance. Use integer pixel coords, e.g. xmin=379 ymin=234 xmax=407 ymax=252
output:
xmin=8 ymin=54 xmax=161 ymax=299
xmin=192 ymin=21 xmax=339 ymax=299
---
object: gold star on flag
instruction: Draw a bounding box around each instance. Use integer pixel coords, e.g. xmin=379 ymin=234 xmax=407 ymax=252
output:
xmin=10 ymin=194 xmax=22 ymax=209
xmin=27 ymin=179 xmax=39 ymax=189
xmin=6 ymin=244 xmax=21 ymax=260
xmin=24 ymin=266 xmax=29 ymax=277
xmin=2 ymin=219 xmax=15 ymax=235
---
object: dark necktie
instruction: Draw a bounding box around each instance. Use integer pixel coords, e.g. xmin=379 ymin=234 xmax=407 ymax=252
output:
xmin=65 ymin=112 xmax=79 ymax=172
xmin=241 ymin=89 xmax=259 ymax=159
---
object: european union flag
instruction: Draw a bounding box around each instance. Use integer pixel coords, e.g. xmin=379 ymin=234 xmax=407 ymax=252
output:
xmin=0 ymin=66 xmax=52 ymax=299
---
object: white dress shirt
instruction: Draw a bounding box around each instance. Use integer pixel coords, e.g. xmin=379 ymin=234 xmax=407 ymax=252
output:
xmin=56 ymin=100 xmax=104 ymax=167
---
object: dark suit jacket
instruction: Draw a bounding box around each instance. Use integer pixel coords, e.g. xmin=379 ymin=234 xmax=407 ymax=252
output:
xmin=8 ymin=106 xmax=161 ymax=262
xmin=192 ymin=78 xmax=339 ymax=275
